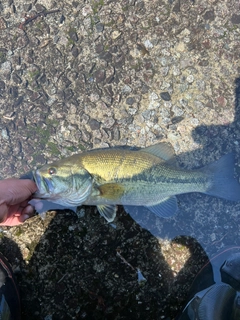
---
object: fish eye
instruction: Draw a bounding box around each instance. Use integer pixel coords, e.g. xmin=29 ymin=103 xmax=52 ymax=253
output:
xmin=48 ymin=167 xmax=57 ymax=175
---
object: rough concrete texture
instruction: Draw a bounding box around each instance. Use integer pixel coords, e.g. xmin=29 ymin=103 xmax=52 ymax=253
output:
xmin=0 ymin=0 xmax=240 ymax=319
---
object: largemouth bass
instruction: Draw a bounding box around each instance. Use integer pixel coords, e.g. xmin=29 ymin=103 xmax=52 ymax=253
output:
xmin=31 ymin=143 xmax=240 ymax=222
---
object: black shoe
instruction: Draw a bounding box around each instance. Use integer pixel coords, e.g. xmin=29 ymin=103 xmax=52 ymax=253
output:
xmin=176 ymin=246 xmax=240 ymax=320
xmin=0 ymin=253 xmax=21 ymax=320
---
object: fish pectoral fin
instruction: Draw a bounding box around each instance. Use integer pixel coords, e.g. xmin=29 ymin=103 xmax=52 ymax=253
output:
xmin=98 ymin=183 xmax=125 ymax=200
xmin=97 ymin=205 xmax=117 ymax=222
xmin=141 ymin=142 xmax=176 ymax=165
xmin=145 ymin=196 xmax=178 ymax=218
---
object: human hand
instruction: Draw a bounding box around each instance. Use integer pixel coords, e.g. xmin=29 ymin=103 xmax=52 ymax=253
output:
xmin=0 ymin=178 xmax=37 ymax=226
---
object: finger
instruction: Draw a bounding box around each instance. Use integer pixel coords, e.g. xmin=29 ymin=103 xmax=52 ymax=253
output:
xmin=21 ymin=204 xmax=36 ymax=218
xmin=0 ymin=203 xmax=8 ymax=224
xmin=0 ymin=179 xmax=37 ymax=205
xmin=20 ymin=203 xmax=36 ymax=222
xmin=0 ymin=215 xmax=25 ymax=226
xmin=0 ymin=203 xmax=20 ymax=226
xmin=28 ymin=199 xmax=44 ymax=211
xmin=18 ymin=209 xmax=36 ymax=223
xmin=11 ymin=202 xmax=32 ymax=217
xmin=0 ymin=205 xmax=36 ymax=226
xmin=17 ymin=200 xmax=30 ymax=208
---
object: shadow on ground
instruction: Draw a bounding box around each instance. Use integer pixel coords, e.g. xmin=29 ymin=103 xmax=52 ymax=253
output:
xmin=1 ymin=213 xmax=208 ymax=320
xmin=129 ymin=77 xmax=240 ymax=251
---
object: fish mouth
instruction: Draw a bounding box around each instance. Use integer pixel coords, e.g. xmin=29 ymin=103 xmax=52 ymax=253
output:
xmin=33 ymin=170 xmax=55 ymax=196
xmin=19 ymin=171 xmax=35 ymax=180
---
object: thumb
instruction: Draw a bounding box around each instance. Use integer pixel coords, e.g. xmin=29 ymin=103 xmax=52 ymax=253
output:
xmin=0 ymin=179 xmax=37 ymax=205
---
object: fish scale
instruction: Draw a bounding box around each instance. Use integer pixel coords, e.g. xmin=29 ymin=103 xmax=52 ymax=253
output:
xmin=79 ymin=149 xmax=162 ymax=181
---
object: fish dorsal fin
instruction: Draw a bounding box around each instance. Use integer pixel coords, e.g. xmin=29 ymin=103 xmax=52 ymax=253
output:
xmin=97 ymin=205 xmax=117 ymax=222
xmin=141 ymin=143 xmax=176 ymax=164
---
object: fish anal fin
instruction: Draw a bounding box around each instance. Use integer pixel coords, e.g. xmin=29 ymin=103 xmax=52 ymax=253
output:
xmin=97 ymin=205 xmax=117 ymax=222
xmin=145 ymin=196 xmax=178 ymax=218
xmin=142 ymin=143 xmax=176 ymax=165
xmin=98 ymin=183 xmax=125 ymax=200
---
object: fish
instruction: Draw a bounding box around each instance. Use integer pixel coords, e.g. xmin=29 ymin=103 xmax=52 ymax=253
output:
xmin=31 ymin=143 xmax=240 ymax=222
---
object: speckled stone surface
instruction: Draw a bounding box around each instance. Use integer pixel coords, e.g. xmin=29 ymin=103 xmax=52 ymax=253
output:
xmin=0 ymin=0 xmax=240 ymax=319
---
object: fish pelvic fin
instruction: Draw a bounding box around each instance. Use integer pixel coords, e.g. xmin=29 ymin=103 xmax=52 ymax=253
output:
xmin=98 ymin=183 xmax=125 ymax=200
xmin=204 ymin=153 xmax=240 ymax=202
xmin=124 ymin=196 xmax=178 ymax=219
xmin=145 ymin=196 xmax=178 ymax=218
xmin=97 ymin=205 xmax=117 ymax=222
xmin=141 ymin=142 xmax=176 ymax=165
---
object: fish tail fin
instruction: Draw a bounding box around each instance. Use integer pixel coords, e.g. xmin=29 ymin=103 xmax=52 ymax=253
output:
xmin=204 ymin=153 xmax=240 ymax=201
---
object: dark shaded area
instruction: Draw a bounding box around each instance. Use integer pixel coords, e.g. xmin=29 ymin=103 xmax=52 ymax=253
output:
xmin=175 ymin=247 xmax=240 ymax=320
xmin=0 ymin=213 xmax=208 ymax=320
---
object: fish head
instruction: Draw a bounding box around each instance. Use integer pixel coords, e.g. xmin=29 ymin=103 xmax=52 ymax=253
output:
xmin=32 ymin=160 xmax=93 ymax=207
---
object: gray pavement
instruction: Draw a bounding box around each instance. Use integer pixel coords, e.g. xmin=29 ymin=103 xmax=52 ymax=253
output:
xmin=0 ymin=0 xmax=240 ymax=319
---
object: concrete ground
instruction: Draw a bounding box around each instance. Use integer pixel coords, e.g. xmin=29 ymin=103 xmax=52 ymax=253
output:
xmin=0 ymin=0 xmax=240 ymax=319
